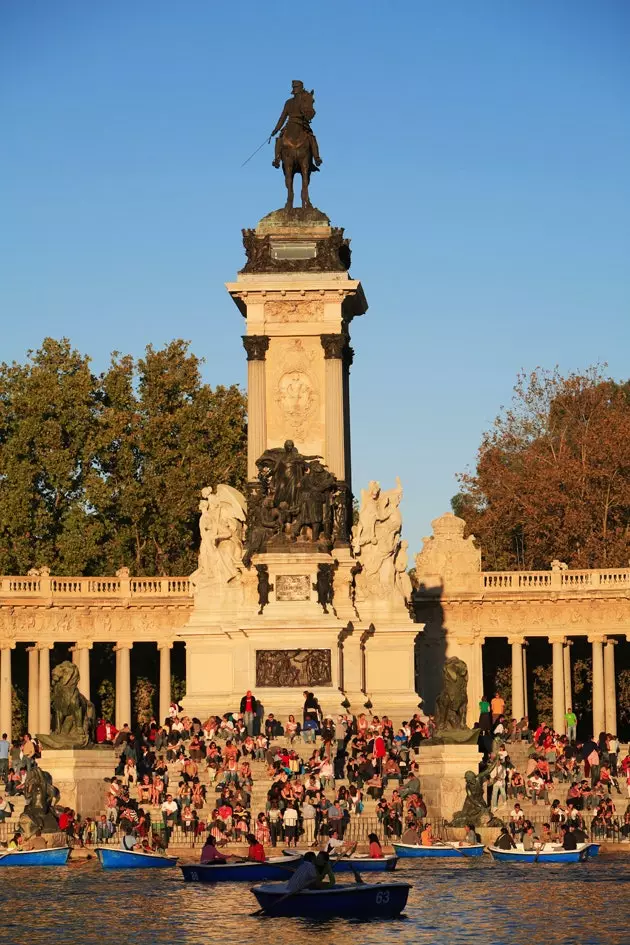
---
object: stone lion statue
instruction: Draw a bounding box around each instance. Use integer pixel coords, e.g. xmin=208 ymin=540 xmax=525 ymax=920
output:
xmin=39 ymin=660 xmax=96 ymax=749
xmin=434 ymin=656 xmax=468 ymax=730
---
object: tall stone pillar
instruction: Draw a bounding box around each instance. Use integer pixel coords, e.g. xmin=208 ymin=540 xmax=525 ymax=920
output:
xmin=27 ymin=646 xmax=39 ymax=735
xmin=242 ymin=336 xmax=269 ymax=479
xmin=75 ymin=643 xmax=92 ymax=702
xmin=115 ymin=643 xmax=132 ymax=730
xmin=469 ymin=640 xmax=484 ymax=727
xmin=158 ymin=642 xmax=173 ymax=724
xmin=0 ymin=645 xmax=14 ymax=742
xmin=590 ymin=636 xmax=605 ymax=737
xmin=603 ymin=638 xmax=617 ymax=734
xmin=38 ymin=644 xmax=53 ymax=735
xmin=551 ymin=640 xmax=565 ymax=735
xmin=522 ymin=643 xmax=529 ymax=717
xmin=563 ymin=640 xmax=572 ymax=712
xmin=510 ymin=638 xmax=525 ymax=721
xmin=321 ymin=334 xmax=347 ymax=480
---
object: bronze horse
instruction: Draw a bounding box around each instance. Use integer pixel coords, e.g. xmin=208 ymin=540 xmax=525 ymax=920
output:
xmin=277 ymin=92 xmax=318 ymax=210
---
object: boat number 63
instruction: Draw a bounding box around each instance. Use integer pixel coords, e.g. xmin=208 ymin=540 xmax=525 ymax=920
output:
xmin=375 ymin=891 xmax=390 ymax=905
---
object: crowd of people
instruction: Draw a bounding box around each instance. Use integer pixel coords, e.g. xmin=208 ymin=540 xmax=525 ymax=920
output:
xmin=92 ymin=691 xmax=434 ymax=850
xmin=477 ymin=693 xmax=630 ymax=842
xmin=1 ymin=688 xmax=630 ymax=852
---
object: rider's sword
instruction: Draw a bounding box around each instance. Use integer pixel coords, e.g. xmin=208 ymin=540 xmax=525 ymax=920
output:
xmin=241 ymin=135 xmax=273 ymax=168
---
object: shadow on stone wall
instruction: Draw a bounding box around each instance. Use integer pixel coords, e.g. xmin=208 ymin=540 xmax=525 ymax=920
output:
xmin=412 ymin=582 xmax=446 ymax=715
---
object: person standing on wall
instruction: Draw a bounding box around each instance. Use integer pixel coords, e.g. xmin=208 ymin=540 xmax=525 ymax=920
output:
xmin=240 ymin=690 xmax=258 ymax=737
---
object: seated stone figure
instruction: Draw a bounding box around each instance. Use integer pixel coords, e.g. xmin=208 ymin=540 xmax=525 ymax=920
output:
xmin=39 ymin=660 xmax=96 ymax=749
xmin=19 ymin=766 xmax=60 ymax=838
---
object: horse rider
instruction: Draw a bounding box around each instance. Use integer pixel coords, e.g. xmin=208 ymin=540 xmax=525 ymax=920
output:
xmin=271 ymin=80 xmax=323 ymax=170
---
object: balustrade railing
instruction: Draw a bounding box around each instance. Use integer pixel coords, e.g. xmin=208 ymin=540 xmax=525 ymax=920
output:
xmin=0 ymin=574 xmax=192 ymax=600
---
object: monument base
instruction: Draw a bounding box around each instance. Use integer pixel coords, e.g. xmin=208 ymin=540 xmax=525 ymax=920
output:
xmin=415 ymin=744 xmax=480 ymax=821
xmin=41 ymin=747 xmax=116 ymax=819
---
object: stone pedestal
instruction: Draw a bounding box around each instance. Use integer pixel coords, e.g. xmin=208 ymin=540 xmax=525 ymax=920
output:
xmin=40 ymin=747 xmax=116 ymax=819
xmin=177 ymin=208 xmax=420 ymax=728
xmin=415 ymin=744 xmax=480 ymax=821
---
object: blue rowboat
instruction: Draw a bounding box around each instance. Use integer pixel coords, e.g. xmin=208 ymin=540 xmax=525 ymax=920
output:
xmin=392 ymin=841 xmax=485 ymax=858
xmin=281 ymin=850 xmax=398 ymax=873
xmin=181 ymin=855 xmax=302 ymax=883
xmin=488 ymin=842 xmax=600 ymax=864
xmin=0 ymin=846 xmax=70 ymax=867
xmin=251 ymin=880 xmax=412 ymax=918
xmin=95 ymin=846 xmax=178 ymax=869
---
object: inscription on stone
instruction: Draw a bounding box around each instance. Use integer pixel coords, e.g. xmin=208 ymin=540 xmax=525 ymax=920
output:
xmin=256 ymin=649 xmax=332 ymax=687
xmin=276 ymin=574 xmax=311 ymax=601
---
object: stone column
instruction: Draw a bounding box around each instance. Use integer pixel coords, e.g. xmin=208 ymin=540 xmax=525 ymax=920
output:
xmin=38 ymin=644 xmax=53 ymax=735
xmin=27 ymin=646 xmax=39 ymax=735
xmin=509 ymin=638 xmax=525 ymax=721
xmin=242 ymin=335 xmax=269 ymax=479
xmin=603 ymin=638 xmax=617 ymax=734
xmin=563 ymin=640 xmax=572 ymax=713
xmin=74 ymin=643 xmax=92 ymax=702
xmin=321 ymin=334 xmax=347 ymax=480
xmin=0 ymin=645 xmax=14 ymax=742
xmin=158 ymin=642 xmax=173 ymax=724
xmin=468 ymin=640 xmax=484 ymax=727
xmin=590 ymin=636 xmax=605 ymax=737
xmin=522 ymin=643 xmax=529 ymax=717
xmin=551 ymin=640 xmax=565 ymax=735
xmin=115 ymin=643 xmax=132 ymax=730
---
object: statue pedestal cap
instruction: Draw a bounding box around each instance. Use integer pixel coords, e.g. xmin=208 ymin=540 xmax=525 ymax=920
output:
xmin=414 ymin=744 xmax=480 ymax=821
xmin=39 ymin=747 xmax=116 ymax=819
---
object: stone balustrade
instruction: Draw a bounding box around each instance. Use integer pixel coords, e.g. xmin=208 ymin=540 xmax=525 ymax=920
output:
xmin=0 ymin=574 xmax=192 ymax=599
xmin=416 ymin=566 xmax=630 ymax=596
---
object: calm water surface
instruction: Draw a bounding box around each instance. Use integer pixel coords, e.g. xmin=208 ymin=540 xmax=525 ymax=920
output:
xmin=1 ymin=857 xmax=629 ymax=945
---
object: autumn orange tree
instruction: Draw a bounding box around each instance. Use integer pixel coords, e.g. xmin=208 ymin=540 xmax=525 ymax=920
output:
xmin=454 ymin=367 xmax=630 ymax=569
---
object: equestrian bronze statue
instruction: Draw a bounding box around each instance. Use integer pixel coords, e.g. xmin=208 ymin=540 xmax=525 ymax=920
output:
xmin=270 ymin=80 xmax=323 ymax=210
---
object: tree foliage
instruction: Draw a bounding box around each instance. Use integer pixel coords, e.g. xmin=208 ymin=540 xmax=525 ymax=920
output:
xmin=0 ymin=338 xmax=246 ymax=575
xmin=494 ymin=666 xmax=512 ymax=720
xmin=12 ymin=684 xmax=26 ymax=739
xmin=134 ymin=677 xmax=156 ymax=724
xmin=456 ymin=367 xmax=630 ymax=569
xmin=97 ymin=679 xmax=115 ymax=723
xmin=532 ymin=664 xmax=553 ymax=725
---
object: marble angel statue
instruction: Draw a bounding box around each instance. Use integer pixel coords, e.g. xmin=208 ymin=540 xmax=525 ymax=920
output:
xmin=192 ymin=484 xmax=247 ymax=586
xmin=352 ymin=477 xmax=406 ymax=599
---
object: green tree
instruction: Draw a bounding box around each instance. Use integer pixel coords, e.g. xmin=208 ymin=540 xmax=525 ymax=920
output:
xmin=456 ymin=367 xmax=630 ymax=569
xmin=12 ymin=684 xmax=27 ymax=739
xmin=572 ymin=658 xmax=593 ymax=724
xmin=0 ymin=338 xmax=247 ymax=576
xmin=0 ymin=338 xmax=101 ymax=574
xmin=171 ymin=674 xmax=186 ymax=705
xmin=494 ymin=666 xmax=512 ymax=720
xmin=532 ymin=664 xmax=553 ymax=724
xmin=617 ymin=669 xmax=630 ymax=735
xmin=97 ymin=679 xmax=115 ymax=723
xmin=134 ymin=677 xmax=155 ymax=724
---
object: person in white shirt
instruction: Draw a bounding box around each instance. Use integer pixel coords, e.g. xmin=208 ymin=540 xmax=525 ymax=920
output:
xmin=282 ymin=802 xmax=299 ymax=847
xmin=161 ymin=794 xmax=179 ymax=842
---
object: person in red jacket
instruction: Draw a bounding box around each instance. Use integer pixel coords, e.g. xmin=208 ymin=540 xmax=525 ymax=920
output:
xmin=246 ymin=833 xmax=266 ymax=863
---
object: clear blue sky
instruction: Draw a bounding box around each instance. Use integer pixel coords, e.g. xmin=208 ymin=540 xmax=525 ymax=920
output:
xmin=1 ymin=1 xmax=629 ymax=555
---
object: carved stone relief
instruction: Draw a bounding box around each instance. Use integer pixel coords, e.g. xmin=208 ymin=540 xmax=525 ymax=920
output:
xmin=264 ymin=300 xmax=324 ymax=323
xmin=256 ymin=648 xmax=332 ymax=687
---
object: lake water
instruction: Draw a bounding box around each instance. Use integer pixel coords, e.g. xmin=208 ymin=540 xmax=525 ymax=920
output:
xmin=2 ymin=857 xmax=629 ymax=945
